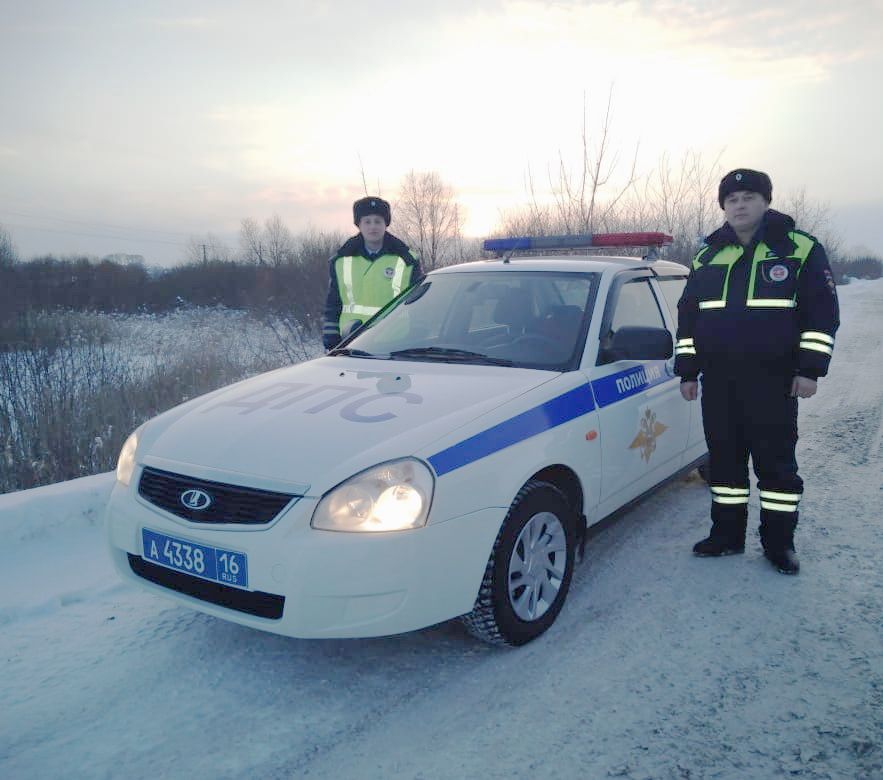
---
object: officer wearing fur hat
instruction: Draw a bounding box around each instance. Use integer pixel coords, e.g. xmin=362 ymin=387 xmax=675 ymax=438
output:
xmin=322 ymin=196 xmax=423 ymax=351
xmin=674 ymin=168 xmax=839 ymax=574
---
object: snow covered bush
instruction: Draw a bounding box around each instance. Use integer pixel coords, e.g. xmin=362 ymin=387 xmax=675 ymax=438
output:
xmin=0 ymin=308 xmax=320 ymax=493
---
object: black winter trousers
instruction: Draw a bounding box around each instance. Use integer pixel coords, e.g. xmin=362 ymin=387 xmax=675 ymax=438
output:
xmin=700 ymin=370 xmax=803 ymax=551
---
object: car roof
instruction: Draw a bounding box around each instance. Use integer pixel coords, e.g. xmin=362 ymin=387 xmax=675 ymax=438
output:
xmin=429 ymin=256 xmax=689 ymax=277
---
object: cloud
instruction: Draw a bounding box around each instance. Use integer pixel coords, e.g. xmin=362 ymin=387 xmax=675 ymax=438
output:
xmin=627 ymin=0 xmax=882 ymax=63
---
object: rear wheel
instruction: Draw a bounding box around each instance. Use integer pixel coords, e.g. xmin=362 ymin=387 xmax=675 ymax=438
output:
xmin=461 ymin=480 xmax=578 ymax=646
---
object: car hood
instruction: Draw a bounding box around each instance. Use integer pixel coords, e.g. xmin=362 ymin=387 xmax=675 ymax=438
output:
xmin=138 ymin=356 xmax=559 ymax=495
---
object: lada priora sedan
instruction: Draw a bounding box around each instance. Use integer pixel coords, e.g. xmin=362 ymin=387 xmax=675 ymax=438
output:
xmin=105 ymin=235 xmax=707 ymax=645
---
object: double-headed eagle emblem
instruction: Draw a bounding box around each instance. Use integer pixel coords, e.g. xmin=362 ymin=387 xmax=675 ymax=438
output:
xmin=629 ymin=409 xmax=668 ymax=462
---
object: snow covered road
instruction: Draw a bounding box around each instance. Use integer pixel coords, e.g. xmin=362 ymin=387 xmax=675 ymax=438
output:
xmin=2 ymin=281 xmax=881 ymax=780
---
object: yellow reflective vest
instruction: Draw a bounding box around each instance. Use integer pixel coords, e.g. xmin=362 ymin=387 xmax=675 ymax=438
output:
xmin=334 ymin=253 xmax=414 ymax=335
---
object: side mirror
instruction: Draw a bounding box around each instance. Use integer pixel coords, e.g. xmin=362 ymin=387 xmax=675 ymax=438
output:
xmin=607 ymin=326 xmax=673 ymax=362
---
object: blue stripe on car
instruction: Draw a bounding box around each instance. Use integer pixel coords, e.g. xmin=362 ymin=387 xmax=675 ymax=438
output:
xmin=428 ymin=384 xmax=596 ymax=477
xmin=590 ymin=360 xmax=672 ymax=408
xmin=427 ymin=361 xmax=677 ymax=477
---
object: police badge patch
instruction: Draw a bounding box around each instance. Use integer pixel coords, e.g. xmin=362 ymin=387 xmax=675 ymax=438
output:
xmin=769 ymin=264 xmax=789 ymax=282
xmin=823 ymin=268 xmax=836 ymax=293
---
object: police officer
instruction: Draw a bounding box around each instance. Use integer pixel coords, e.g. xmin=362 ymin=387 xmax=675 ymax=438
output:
xmin=322 ymin=196 xmax=423 ymax=351
xmin=675 ymin=169 xmax=839 ymax=574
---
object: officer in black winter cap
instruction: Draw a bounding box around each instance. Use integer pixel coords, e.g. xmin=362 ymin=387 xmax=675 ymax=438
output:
xmin=322 ymin=195 xmax=422 ymax=351
xmin=675 ymin=167 xmax=840 ymax=575
xmin=718 ymin=168 xmax=773 ymax=208
xmin=352 ymin=196 xmax=392 ymax=226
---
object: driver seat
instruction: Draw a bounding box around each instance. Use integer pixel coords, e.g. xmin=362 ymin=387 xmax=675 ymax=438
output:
xmin=491 ymin=287 xmax=534 ymax=338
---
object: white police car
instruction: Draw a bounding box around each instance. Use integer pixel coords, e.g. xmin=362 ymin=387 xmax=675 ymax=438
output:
xmin=105 ymin=233 xmax=707 ymax=646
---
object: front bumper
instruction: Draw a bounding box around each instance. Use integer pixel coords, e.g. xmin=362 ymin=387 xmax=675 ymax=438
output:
xmin=105 ymin=478 xmax=504 ymax=638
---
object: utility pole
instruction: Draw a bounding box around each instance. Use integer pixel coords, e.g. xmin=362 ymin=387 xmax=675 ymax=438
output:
xmin=202 ymin=244 xmax=208 ymax=265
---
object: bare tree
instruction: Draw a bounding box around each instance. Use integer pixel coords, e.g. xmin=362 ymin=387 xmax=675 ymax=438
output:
xmin=185 ymin=233 xmax=233 ymax=265
xmin=239 ymin=217 xmax=263 ymax=265
xmin=561 ymin=87 xmax=639 ymax=233
xmin=780 ymin=188 xmax=843 ymax=260
xmin=396 ymin=171 xmax=464 ymax=270
xmin=626 ymin=149 xmax=724 ymax=264
xmin=499 ymin=87 xmax=639 ymax=238
xmin=263 ymin=214 xmax=296 ymax=267
xmin=238 ymin=215 xmax=297 ymax=266
xmin=0 ymin=223 xmax=18 ymax=267
xmin=684 ymin=149 xmax=725 ymax=243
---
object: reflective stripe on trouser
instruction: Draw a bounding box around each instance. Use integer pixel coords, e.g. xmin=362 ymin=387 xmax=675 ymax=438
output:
xmin=708 ymin=484 xmax=749 ymax=541
xmin=759 ymin=490 xmax=801 ymax=513
xmin=711 ymin=485 xmax=749 ymax=505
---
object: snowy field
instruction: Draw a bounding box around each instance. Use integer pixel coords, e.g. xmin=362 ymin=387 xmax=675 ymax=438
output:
xmin=0 ymin=307 xmax=322 ymax=493
xmin=1 ymin=281 xmax=881 ymax=780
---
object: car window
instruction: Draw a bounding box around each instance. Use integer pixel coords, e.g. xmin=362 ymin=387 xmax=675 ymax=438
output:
xmin=596 ymin=278 xmax=669 ymax=366
xmin=610 ymin=279 xmax=665 ymax=331
xmin=655 ymin=276 xmax=687 ymax=320
xmin=342 ymin=270 xmax=599 ymax=370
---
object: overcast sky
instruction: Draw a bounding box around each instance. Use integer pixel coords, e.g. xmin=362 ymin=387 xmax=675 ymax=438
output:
xmin=1 ymin=0 xmax=881 ymax=264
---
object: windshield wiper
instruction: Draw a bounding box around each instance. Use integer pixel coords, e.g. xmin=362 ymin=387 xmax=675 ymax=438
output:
xmin=389 ymin=347 xmax=513 ymax=366
xmin=327 ymin=347 xmax=385 ymax=359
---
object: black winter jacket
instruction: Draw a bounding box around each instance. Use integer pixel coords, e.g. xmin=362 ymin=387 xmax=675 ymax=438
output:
xmin=674 ymin=210 xmax=839 ymax=380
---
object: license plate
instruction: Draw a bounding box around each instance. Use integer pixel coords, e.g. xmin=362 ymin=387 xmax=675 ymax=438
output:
xmin=141 ymin=528 xmax=248 ymax=589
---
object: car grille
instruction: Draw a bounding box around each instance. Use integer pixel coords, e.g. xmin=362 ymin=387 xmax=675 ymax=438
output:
xmin=128 ymin=554 xmax=285 ymax=620
xmin=138 ymin=467 xmax=298 ymax=525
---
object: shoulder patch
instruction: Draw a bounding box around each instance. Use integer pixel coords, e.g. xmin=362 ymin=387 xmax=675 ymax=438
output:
xmin=823 ymin=267 xmax=837 ymax=293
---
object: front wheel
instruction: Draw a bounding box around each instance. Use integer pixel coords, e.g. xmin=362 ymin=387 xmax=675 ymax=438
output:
xmin=461 ymin=480 xmax=578 ymax=646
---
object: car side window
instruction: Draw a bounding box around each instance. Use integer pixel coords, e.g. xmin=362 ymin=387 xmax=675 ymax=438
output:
xmin=597 ymin=278 xmax=667 ymax=365
xmin=655 ymin=277 xmax=687 ymax=320
xmin=610 ymin=279 xmax=665 ymax=331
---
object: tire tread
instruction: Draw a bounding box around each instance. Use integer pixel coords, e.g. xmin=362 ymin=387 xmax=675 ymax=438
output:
xmin=461 ymin=480 xmax=570 ymax=646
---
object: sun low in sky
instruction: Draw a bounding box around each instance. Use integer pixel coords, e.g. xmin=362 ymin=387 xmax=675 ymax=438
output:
xmin=1 ymin=0 xmax=881 ymax=263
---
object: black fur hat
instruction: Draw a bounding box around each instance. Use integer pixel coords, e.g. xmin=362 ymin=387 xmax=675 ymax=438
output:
xmin=353 ymin=196 xmax=391 ymax=226
xmin=718 ymin=169 xmax=772 ymax=207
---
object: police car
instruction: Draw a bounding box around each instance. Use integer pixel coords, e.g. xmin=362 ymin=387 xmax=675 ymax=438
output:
xmin=105 ymin=233 xmax=707 ymax=646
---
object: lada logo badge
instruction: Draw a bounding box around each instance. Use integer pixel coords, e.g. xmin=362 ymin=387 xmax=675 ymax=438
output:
xmin=629 ymin=409 xmax=668 ymax=463
xmin=180 ymin=488 xmax=212 ymax=510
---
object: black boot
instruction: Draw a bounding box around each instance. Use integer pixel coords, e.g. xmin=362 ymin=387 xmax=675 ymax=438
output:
xmin=760 ymin=511 xmax=800 ymax=575
xmin=693 ymin=535 xmax=745 ymax=556
xmin=693 ymin=506 xmax=746 ymax=557
xmin=763 ymin=547 xmax=800 ymax=575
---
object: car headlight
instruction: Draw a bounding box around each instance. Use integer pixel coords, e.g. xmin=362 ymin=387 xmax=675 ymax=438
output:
xmin=311 ymin=458 xmax=435 ymax=532
xmin=116 ymin=429 xmax=140 ymax=486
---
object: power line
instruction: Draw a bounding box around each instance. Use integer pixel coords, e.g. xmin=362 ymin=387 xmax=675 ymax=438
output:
xmin=1 ymin=221 xmax=190 ymax=248
xmin=0 ymin=208 xmax=198 ymax=239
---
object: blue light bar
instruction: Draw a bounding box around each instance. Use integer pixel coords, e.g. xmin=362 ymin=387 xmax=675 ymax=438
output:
xmin=483 ymin=235 xmax=596 ymax=252
xmin=483 ymin=232 xmax=673 ymax=252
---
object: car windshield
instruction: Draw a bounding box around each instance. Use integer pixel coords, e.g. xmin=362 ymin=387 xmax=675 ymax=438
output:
xmin=334 ymin=270 xmax=599 ymax=370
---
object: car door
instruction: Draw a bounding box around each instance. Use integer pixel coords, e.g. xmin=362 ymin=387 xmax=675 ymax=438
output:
xmin=588 ymin=272 xmax=690 ymax=508
xmin=654 ymin=272 xmax=707 ymax=461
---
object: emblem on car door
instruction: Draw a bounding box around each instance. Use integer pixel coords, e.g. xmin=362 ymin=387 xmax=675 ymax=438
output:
xmin=629 ymin=409 xmax=668 ymax=462
xmin=180 ymin=489 xmax=212 ymax=510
